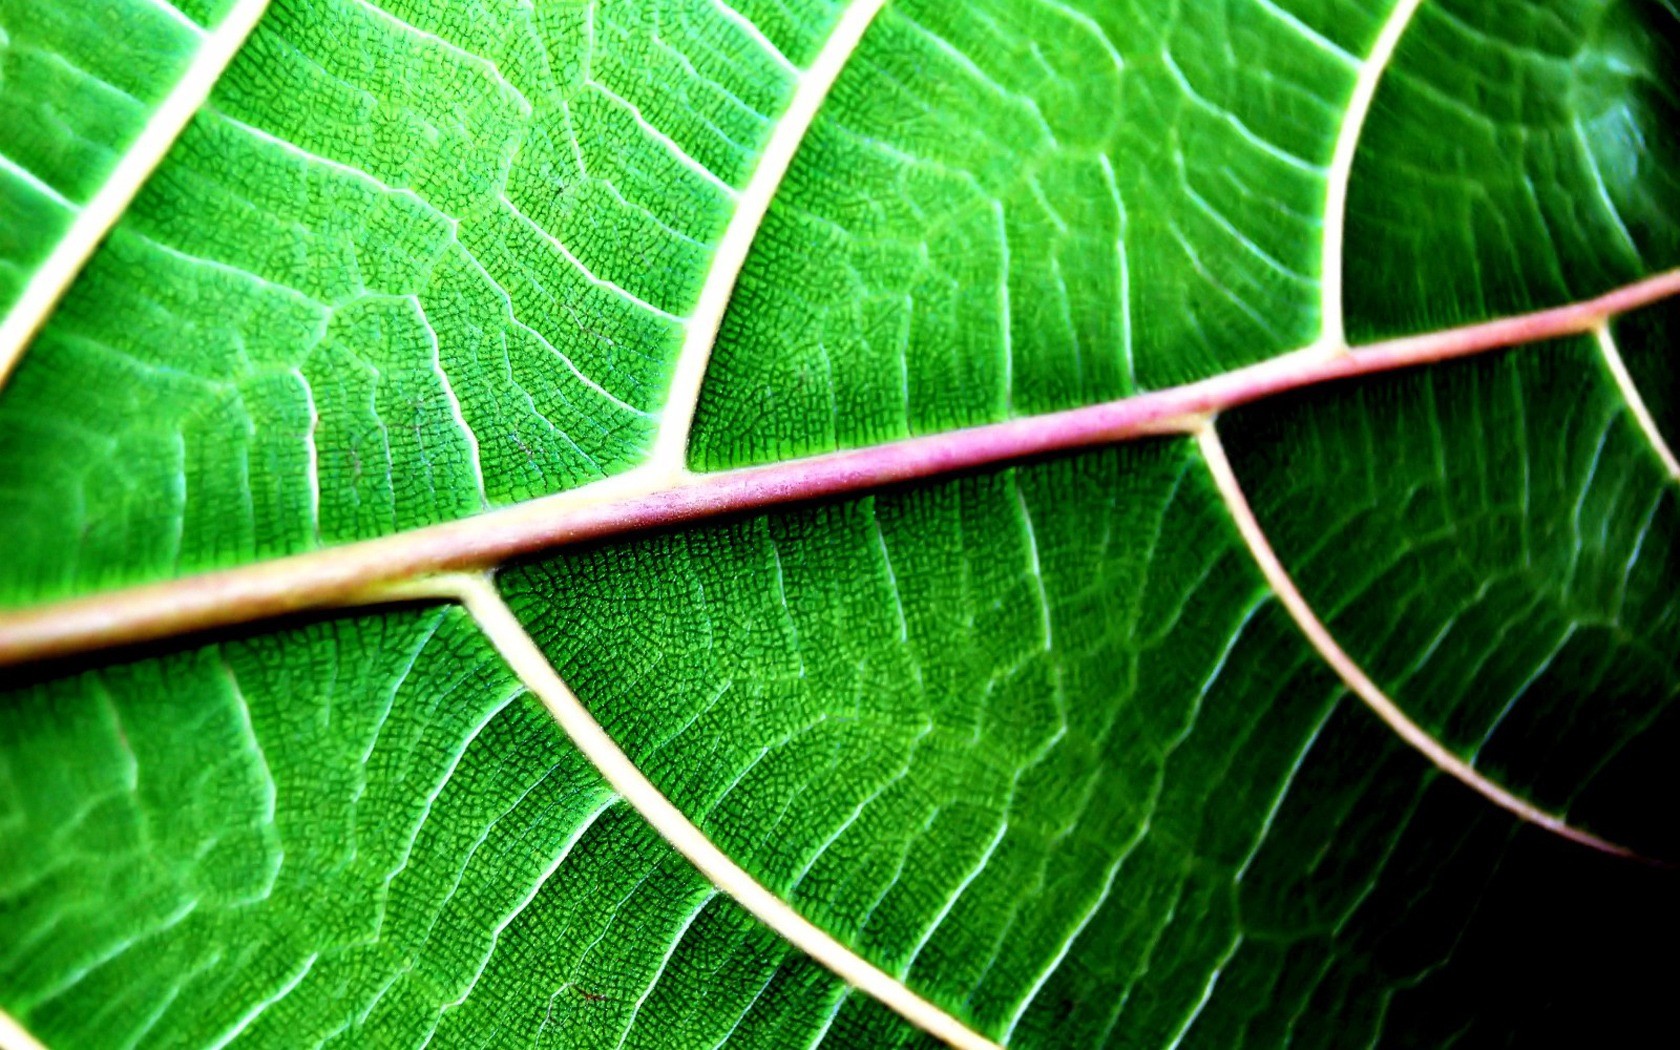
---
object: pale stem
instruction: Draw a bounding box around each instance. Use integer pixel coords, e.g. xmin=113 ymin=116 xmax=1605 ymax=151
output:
xmin=408 ymin=572 xmax=1005 ymax=1050
xmin=1195 ymin=423 xmax=1642 ymax=860
xmin=1319 ymin=0 xmax=1425 ymax=349
xmin=0 ymin=1009 xmax=45 ymax=1050
xmin=1594 ymin=324 xmax=1680 ymax=480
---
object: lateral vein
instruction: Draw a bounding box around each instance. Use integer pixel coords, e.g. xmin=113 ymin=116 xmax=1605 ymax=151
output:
xmin=0 ymin=1008 xmax=46 ymax=1050
xmin=650 ymin=0 xmax=892 ymax=473
xmin=1194 ymin=423 xmax=1645 ymax=860
xmin=1319 ymin=0 xmax=1426 ymax=349
xmin=0 ymin=0 xmax=273 ymax=389
xmin=1594 ymin=324 xmax=1680 ymax=481
xmin=419 ymin=573 xmax=1001 ymax=1050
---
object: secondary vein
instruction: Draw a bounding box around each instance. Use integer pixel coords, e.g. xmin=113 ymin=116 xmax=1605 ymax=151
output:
xmin=420 ymin=572 xmax=1003 ymax=1050
xmin=0 ymin=0 xmax=273 ymax=390
xmin=650 ymin=0 xmax=893 ymax=475
xmin=1595 ymin=324 xmax=1680 ymax=481
xmin=1319 ymin=0 xmax=1426 ymax=350
xmin=1194 ymin=423 xmax=1647 ymax=861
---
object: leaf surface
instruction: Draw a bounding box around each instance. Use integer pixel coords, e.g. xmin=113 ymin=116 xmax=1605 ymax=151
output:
xmin=0 ymin=607 xmax=918 ymax=1047
xmin=0 ymin=0 xmax=266 ymax=374
xmin=0 ymin=0 xmax=840 ymax=603
xmin=1344 ymin=0 xmax=1680 ymax=339
xmin=0 ymin=1 xmax=1677 ymax=1048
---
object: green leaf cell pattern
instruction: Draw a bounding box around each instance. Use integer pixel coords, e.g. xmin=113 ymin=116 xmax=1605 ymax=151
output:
xmin=0 ymin=0 xmax=240 ymax=314
xmin=0 ymin=0 xmax=846 ymax=604
xmin=690 ymin=0 xmax=1395 ymax=471
xmin=0 ymin=1 xmax=1677 ymax=1048
xmin=501 ymin=445 xmax=1675 ymax=1046
xmin=1343 ymin=0 xmax=1680 ymax=339
xmin=1223 ymin=339 xmax=1680 ymax=857
xmin=0 ymin=606 xmax=942 ymax=1049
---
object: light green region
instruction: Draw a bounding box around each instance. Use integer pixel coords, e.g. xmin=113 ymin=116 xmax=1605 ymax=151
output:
xmin=0 ymin=0 xmax=847 ymax=604
xmin=0 ymin=0 xmax=238 ymax=311
xmin=1224 ymin=338 xmax=1680 ymax=856
xmin=1344 ymin=0 xmax=1680 ymax=339
xmin=0 ymin=605 xmax=933 ymax=1049
xmin=688 ymin=0 xmax=1393 ymax=470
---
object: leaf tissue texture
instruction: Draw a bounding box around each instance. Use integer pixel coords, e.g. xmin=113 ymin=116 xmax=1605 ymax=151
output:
xmin=0 ymin=608 xmax=927 ymax=1047
xmin=1224 ymin=340 xmax=1680 ymax=857
xmin=691 ymin=0 xmax=1386 ymax=469
xmin=0 ymin=0 xmax=241 ymax=316
xmin=1343 ymin=0 xmax=1680 ymax=340
xmin=1 ymin=0 xmax=1678 ymax=1048
xmin=500 ymin=446 xmax=1364 ymax=1045
xmin=0 ymin=0 xmax=844 ymax=603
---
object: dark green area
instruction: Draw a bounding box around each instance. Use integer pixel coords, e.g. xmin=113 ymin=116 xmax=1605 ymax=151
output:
xmin=1344 ymin=0 xmax=1680 ymax=340
xmin=1223 ymin=338 xmax=1680 ymax=856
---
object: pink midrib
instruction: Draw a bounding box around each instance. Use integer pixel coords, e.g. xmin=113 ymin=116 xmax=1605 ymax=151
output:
xmin=0 ymin=267 xmax=1676 ymax=666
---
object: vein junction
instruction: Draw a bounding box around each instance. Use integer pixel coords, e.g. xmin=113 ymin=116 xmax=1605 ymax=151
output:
xmin=1195 ymin=424 xmax=1643 ymax=859
xmin=0 ymin=0 xmax=844 ymax=605
xmin=426 ymin=572 xmax=1003 ymax=1050
xmin=2 ymin=0 xmax=1679 ymax=1046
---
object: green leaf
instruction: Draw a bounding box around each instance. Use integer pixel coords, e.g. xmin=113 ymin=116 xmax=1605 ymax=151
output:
xmin=0 ymin=0 xmax=1677 ymax=1048
xmin=0 ymin=0 xmax=836 ymax=603
xmin=1344 ymin=0 xmax=1680 ymax=340
xmin=689 ymin=0 xmax=1383 ymax=464
xmin=0 ymin=607 xmax=909 ymax=1047
xmin=1223 ymin=339 xmax=1680 ymax=856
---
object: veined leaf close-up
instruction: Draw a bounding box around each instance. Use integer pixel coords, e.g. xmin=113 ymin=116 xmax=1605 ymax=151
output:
xmin=0 ymin=0 xmax=1676 ymax=1046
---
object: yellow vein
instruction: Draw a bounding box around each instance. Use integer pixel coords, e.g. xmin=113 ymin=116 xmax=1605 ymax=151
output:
xmin=650 ymin=0 xmax=892 ymax=473
xmin=0 ymin=0 xmax=272 ymax=389
xmin=1319 ymin=0 xmax=1425 ymax=350
xmin=1195 ymin=423 xmax=1641 ymax=859
xmin=0 ymin=1009 xmax=46 ymax=1050
xmin=398 ymin=572 xmax=1001 ymax=1050
xmin=1594 ymin=324 xmax=1680 ymax=480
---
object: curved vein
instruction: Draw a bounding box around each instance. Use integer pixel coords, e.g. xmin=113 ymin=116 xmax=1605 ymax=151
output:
xmin=1595 ymin=324 xmax=1680 ymax=480
xmin=0 ymin=0 xmax=272 ymax=389
xmin=1194 ymin=424 xmax=1642 ymax=859
xmin=1319 ymin=0 xmax=1425 ymax=349
xmin=1 ymin=270 xmax=1677 ymax=667
xmin=650 ymin=0 xmax=892 ymax=473
xmin=405 ymin=572 xmax=1001 ymax=1050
